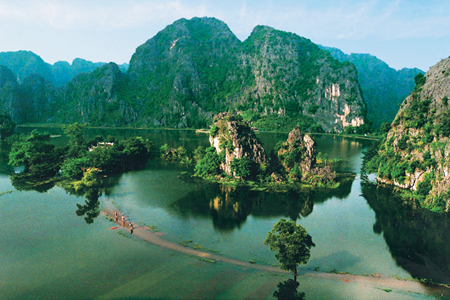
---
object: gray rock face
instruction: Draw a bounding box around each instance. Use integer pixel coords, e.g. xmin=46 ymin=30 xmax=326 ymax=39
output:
xmin=321 ymin=46 xmax=423 ymax=128
xmin=279 ymin=127 xmax=317 ymax=179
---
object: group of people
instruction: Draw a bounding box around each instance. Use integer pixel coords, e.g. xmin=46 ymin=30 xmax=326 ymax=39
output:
xmin=115 ymin=211 xmax=133 ymax=234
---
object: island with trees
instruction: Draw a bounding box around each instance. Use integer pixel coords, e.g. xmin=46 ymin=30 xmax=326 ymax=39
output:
xmin=8 ymin=123 xmax=153 ymax=195
xmin=192 ymin=112 xmax=344 ymax=191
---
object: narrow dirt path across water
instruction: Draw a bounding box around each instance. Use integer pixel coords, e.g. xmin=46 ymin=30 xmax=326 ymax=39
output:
xmin=102 ymin=201 xmax=450 ymax=299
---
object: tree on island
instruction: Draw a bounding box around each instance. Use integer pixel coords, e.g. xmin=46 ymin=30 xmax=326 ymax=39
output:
xmin=194 ymin=147 xmax=223 ymax=177
xmin=264 ymin=218 xmax=315 ymax=281
xmin=9 ymin=129 xmax=64 ymax=178
xmin=63 ymin=122 xmax=87 ymax=145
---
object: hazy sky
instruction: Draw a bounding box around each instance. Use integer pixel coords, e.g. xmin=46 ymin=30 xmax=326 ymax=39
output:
xmin=1 ymin=0 xmax=449 ymax=71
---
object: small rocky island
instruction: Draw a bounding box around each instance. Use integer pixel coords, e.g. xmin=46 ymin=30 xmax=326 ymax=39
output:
xmin=196 ymin=112 xmax=340 ymax=189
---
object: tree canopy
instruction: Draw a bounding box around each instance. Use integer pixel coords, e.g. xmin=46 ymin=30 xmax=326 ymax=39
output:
xmin=9 ymin=129 xmax=62 ymax=178
xmin=264 ymin=218 xmax=315 ymax=281
xmin=63 ymin=123 xmax=87 ymax=145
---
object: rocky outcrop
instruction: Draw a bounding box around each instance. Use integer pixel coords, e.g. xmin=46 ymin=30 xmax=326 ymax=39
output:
xmin=277 ymin=126 xmax=317 ymax=180
xmin=54 ymin=63 xmax=138 ymax=127
xmin=209 ymin=112 xmax=268 ymax=175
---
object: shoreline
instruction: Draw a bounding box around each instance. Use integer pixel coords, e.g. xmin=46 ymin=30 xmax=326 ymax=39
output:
xmin=15 ymin=124 xmax=381 ymax=141
xmin=101 ymin=198 xmax=450 ymax=298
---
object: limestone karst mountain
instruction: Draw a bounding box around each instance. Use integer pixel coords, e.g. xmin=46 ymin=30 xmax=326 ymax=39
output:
xmin=0 ymin=17 xmax=393 ymax=132
xmin=364 ymin=56 xmax=450 ymax=212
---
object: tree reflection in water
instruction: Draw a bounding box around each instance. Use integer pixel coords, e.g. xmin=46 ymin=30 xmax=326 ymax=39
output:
xmin=362 ymin=182 xmax=450 ymax=284
xmin=10 ymin=175 xmax=56 ymax=193
xmin=273 ymin=279 xmax=306 ymax=300
xmin=75 ymin=188 xmax=101 ymax=224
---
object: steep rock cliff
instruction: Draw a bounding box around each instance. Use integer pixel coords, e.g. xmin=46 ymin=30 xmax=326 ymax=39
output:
xmin=241 ymin=26 xmax=366 ymax=132
xmin=322 ymin=46 xmax=423 ymax=129
xmin=0 ymin=18 xmax=368 ymax=131
xmin=0 ymin=66 xmax=23 ymax=122
xmin=0 ymin=51 xmax=54 ymax=83
xmin=54 ymin=63 xmax=137 ymax=126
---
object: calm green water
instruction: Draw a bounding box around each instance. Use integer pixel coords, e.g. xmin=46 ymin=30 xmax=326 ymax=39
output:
xmin=1 ymin=129 xmax=449 ymax=299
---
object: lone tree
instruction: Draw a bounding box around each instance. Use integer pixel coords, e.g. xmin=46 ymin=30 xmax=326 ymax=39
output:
xmin=264 ymin=218 xmax=315 ymax=281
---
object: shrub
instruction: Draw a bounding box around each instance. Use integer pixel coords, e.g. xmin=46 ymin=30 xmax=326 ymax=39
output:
xmin=230 ymin=156 xmax=255 ymax=180
xmin=437 ymin=111 xmax=450 ymax=137
xmin=209 ymin=124 xmax=219 ymax=137
xmin=194 ymin=147 xmax=222 ymax=177
xmin=307 ymin=104 xmax=319 ymax=115
xmin=61 ymin=157 xmax=90 ymax=180
xmin=416 ymin=174 xmax=433 ymax=197
xmin=414 ymin=73 xmax=426 ymax=90
xmin=391 ymin=161 xmax=408 ymax=183
xmin=407 ymin=160 xmax=421 ymax=173
xmin=193 ymin=146 xmax=206 ymax=162
xmin=397 ymin=136 xmax=408 ymax=150
xmin=380 ymin=122 xmax=391 ymax=134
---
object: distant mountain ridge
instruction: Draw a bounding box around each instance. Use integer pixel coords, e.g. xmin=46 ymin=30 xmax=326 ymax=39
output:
xmin=0 ymin=50 xmax=129 ymax=86
xmin=320 ymin=46 xmax=423 ymax=128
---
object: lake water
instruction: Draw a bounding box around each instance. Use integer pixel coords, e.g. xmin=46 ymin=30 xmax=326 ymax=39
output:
xmin=1 ymin=128 xmax=449 ymax=299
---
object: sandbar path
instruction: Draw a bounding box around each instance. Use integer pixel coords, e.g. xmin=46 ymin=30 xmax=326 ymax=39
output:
xmin=102 ymin=200 xmax=450 ymax=299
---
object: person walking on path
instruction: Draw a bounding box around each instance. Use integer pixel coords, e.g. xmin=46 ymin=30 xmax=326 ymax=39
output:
xmin=114 ymin=211 xmax=118 ymax=223
xmin=121 ymin=215 xmax=125 ymax=227
xmin=130 ymin=223 xmax=134 ymax=235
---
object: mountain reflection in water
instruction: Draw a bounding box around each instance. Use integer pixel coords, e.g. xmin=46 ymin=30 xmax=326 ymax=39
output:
xmin=362 ymin=182 xmax=450 ymax=284
xmin=170 ymin=179 xmax=354 ymax=232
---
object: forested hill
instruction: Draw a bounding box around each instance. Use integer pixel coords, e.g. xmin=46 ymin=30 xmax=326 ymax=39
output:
xmin=1 ymin=17 xmax=370 ymax=131
xmin=53 ymin=17 xmax=368 ymax=132
xmin=364 ymin=56 xmax=450 ymax=212
xmin=320 ymin=46 xmax=423 ymax=129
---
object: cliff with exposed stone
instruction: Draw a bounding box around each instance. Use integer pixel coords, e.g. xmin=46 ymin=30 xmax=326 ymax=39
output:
xmin=279 ymin=127 xmax=316 ymax=178
xmin=209 ymin=113 xmax=268 ymax=175
xmin=367 ymin=57 xmax=450 ymax=212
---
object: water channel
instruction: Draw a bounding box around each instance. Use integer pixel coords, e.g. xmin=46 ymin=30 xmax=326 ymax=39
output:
xmin=1 ymin=127 xmax=449 ymax=299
